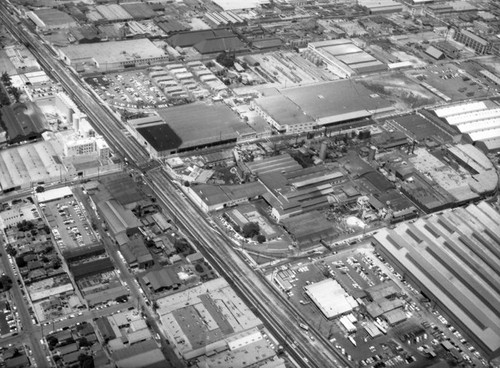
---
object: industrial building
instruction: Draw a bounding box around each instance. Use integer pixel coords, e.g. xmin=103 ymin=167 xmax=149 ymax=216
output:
xmin=188 ymin=181 xmax=266 ymax=212
xmin=211 ymin=0 xmax=270 ymax=11
xmin=304 ymin=279 xmax=358 ymax=319
xmin=252 ymin=95 xmax=315 ymax=134
xmin=454 ymin=29 xmax=490 ymax=55
xmin=27 ymin=9 xmax=77 ymax=30
xmin=95 ymin=4 xmax=133 ymax=22
xmin=433 ymin=100 xmax=500 ymax=147
xmin=372 ymin=202 xmax=500 ymax=359
xmin=253 ymin=80 xmax=393 ymax=134
xmin=306 ymin=39 xmax=386 ymax=77
xmin=1 ymin=102 xmax=46 ymax=145
xmin=357 ymin=0 xmax=403 ymax=14
xmin=0 ymin=141 xmax=65 ymax=193
xmin=59 ymin=39 xmax=168 ymax=71
xmin=135 ymin=103 xmax=254 ymax=158
xmin=158 ymin=278 xmax=263 ymax=360
xmin=404 ymin=145 xmax=498 ymax=208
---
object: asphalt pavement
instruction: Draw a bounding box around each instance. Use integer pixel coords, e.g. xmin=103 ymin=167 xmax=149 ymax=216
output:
xmin=0 ymin=235 xmax=48 ymax=368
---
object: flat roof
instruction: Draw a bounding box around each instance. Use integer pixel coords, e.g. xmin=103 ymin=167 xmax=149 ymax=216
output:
xmin=120 ymin=3 xmax=156 ymax=19
xmin=254 ymin=95 xmax=313 ymax=127
xmin=304 ymin=279 xmax=358 ymax=319
xmin=61 ymin=39 xmax=165 ymax=65
xmin=167 ymin=29 xmax=235 ymax=48
xmin=33 ymin=8 xmax=76 ymax=27
xmin=211 ymin=0 xmax=266 ymax=10
xmin=280 ymin=80 xmax=392 ymax=122
xmin=140 ymin=103 xmax=250 ymax=152
xmin=373 ymin=203 xmax=500 ymax=356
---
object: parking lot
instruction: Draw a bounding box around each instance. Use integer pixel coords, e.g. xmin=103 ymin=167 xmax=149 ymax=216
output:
xmin=86 ymin=72 xmax=168 ymax=110
xmin=407 ymin=63 xmax=490 ymax=101
xmin=269 ymin=241 xmax=490 ymax=367
xmin=85 ymin=63 xmax=216 ymax=110
xmin=41 ymin=197 xmax=96 ymax=252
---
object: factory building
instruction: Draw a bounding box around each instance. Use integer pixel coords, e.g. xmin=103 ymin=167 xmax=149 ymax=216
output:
xmin=433 ymin=101 xmax=500 ymax=148
xmin=59 ymin=39 xmax=168 ymax=71
xmin=454 ymin=29 xmax=490 ymax=55
xmin=372 ymin=202 xmax=500 ymax=360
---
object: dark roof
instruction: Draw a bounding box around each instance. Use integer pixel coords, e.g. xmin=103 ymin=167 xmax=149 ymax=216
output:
xmin=425 ymin=45 xmax=444 ymax=60
xmin=63 ymin=243 xmax=106 ymax=262
xmin=144 ymin=267 xmax=180 ymax=291
xmin=137 ymin=123 xmax=182 ymax=153
xmin=155 ymin=19 xmax=189 ymax=34
xmin=95 ymin=317 xmax=116 ymax=340
xmin=120 ymin=3 xmax=156 ymax=19
xmin=126 ymin=236 xmax=153 ymax=265
xmin=360 ymin=171 xmax=395 ymax=192
xmin=1 ymin=103 xmax=46 ymax=144
xmin=167 ymin=29 xmax=235 ymax=47
xmin=4 ymin=354 xmax=29 ymax=368
xmin=193 ymin=36 xmax=246 ymax=54
xmin=139 ymin=103 xmax=249 ymax=153
xmin=101 ymin=173 xmax=146 ymax=206
xmin=112 ymin=340 xmax=158 ymax=361
xmin=69 ymin=25 xmax=100 ymax=42
xmin=70 ymin=258 xmax=114 ymax=280
xmin=252 ymin=38 xmax=282 ymax=49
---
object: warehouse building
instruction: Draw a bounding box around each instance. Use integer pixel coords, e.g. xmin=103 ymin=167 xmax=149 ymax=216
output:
xmin=253 ymin=80 xmax=393 ymax=134
xmin=305 ymin=279 xmax=358 ymax=319
xmin=372 ymin=202 xmax=500 ymax=359
xmin=0 ymin=141 xmax=65 ymax=193
xmin=432 ymin=100 xmax=500 ymax=149
xmin=358 ymin=0 xmax=403 ymax=13
xmin=59 ymin=39 xmax=168 ymax=71
xmin=135 ymin=103 xmax=254 ymax=157
xmin=1 ymin=103 xmax=46 ymax=145
xmin=306 ymin=39 xmax=386 ymax=77
xmin=27 ymin=9 xmax=77 ymax=30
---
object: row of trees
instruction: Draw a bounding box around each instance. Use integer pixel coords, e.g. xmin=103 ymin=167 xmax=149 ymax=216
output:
xmin=1 ymin=71 xmax=21 ymax=105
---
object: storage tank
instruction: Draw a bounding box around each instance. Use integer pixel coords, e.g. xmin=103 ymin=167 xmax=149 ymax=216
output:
xmin=319 ymin=141 xmax=328 ymax=160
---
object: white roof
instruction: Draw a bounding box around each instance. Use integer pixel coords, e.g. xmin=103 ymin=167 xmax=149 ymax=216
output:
xmin=468 ymin=127 xmax=500 ymax=142
xmin=36 ymin=186 xmax=73 ymax=203
xmin=434 ymin=101 xmax=487 ymax=118
xmin=456 ymin=118 xmax=500 ymax=134
xmin=446 ymin=108 xmax=500 ymax=126
xmin=211 ymin=0 xmax=267 ymax=10
xmin=305 ymin=279 xmax=358 ymax=319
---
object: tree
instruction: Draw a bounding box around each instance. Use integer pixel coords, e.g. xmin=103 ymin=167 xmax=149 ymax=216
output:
xmin=0 ymin=275 xmax=13 ymax=292
xmin=35 ymin=186 xmax=45 ymax=193
xmin=78 ymin=353 xmax=94 ymax=368
xmin=46 ymin=335 xmax=58 ymax=348
xmin=216 ymin=51 xmax=235 ymax=68
xmin=10 ymin=87 xmax=21 ymax=103
xmin=195 ymin=264 xmax=204 ymax=273
xmin=1 ymin=71 xmax=11 ymax=86
xmin=16 ymin=255 xmax=27 ymax=268
xmin=174 ymin=238 xmax=193 ymax=255
xmin=256 ymin=234 xmax=266 ymax=244
xmin=242 ymin=222 xmax=260 ymax=238
xmin=5 ymin=244 xmax=17 ymax=257
xmin=78 ymin=337 xmax=90 ymax=347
